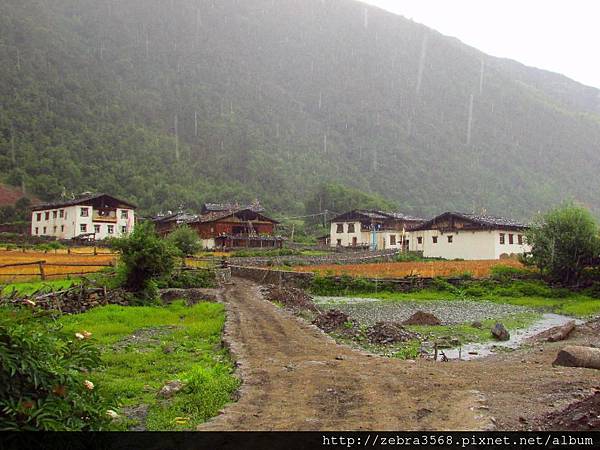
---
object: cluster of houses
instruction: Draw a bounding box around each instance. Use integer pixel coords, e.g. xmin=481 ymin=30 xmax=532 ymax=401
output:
xmin=328 ymin=209 xmax=531 ymax=260
xmin=28 ymin=193 xmax=531 ymax=260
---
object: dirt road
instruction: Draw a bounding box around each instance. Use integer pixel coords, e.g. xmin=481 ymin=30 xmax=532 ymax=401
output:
xmin=199 ymin=279 xmax=600 ymax=431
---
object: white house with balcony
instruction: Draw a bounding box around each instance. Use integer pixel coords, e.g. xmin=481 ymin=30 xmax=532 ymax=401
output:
xmin=31 ymin=193 xmax=136 ymax=240
xmin=408 ymin=212 xmax=531 ymax=260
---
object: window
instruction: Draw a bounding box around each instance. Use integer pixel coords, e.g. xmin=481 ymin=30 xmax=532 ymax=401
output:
xmin=35 ymin=227 xmax=39 ymax=235
xmin=94 ymin=224 xmax=101 ymax=234
xmin=417 ymin=236 xmax=423 ymax=245
xmin=509 ymin=234 xmax=514 ymax=245
xmin=60 ymin=225 xmax=64 ymax=232
xmin=53 ymin=226 xmax=57 ymax=233
xmin=347 ymin=223 xmax=355 ymax=233
xmin=352 ymin=236 xmax=357 ymax=246
xmin=121 ymin=226 xmax=127 ymax=234
xmin=107 ymin=225 xmax=114 ymax=234
xmin=80 ymin=207 xmax=89 ymax=217
xmin=518 ymin=234 xmax=523 ymax=245
xmin=336 ymin=239 xmax=342 ymax=246
xmin=336 ymin=223 xmax=344 ymax=233
xmin=36 ymin=213 xmax=41 ymax=221
xmin=390 ymin=235 xmax=396 ymax=245
xmin=59 ymin=209 xmax=64 ymax=218
xmin=447 ymin=235 xmax=453 ymax=243
xmin=499 ymin=233 xmax=505 ymax=245
xmin=80 ymin=224 xmax=87 ymax=233
xmin=44 ymin=212 xmax=49 ymax=220
xmin=52 ymin=211 xmax=57 ymax=219
xmin=432 ymin=236 xmax=438 ymax=244
xmin=121 ymin=210 xmax=129 ymax=220
xmin=43 ymin=227 xmax=47 ymax=234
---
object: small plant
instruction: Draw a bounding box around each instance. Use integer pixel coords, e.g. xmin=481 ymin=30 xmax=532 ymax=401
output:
xmin=0 ymin=308 xmax=113 ymax=430
xmin=490 ymin=265 xmax=530 ymax=282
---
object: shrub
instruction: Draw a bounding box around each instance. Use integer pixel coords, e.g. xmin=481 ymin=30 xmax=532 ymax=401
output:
xmin=0 ymin=308 xmax=113 ymax=430
xmin=166 ymin=225 xmax=201 ymax=257
xmin=157 ymin=270 xmax=216 ymax=289
xmin=490 ymin=265 xmax=530 ymax=282
xmin=108 ymin=222 xmax=178 ymax=300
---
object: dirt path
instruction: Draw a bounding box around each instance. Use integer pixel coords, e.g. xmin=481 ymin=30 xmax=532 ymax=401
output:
xmin=199 ymin=279 xmax=600 ymax=431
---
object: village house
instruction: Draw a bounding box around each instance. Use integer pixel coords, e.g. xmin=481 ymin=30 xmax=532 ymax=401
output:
xmin=153 ymin=203 xmax=283 ymax=250
xmin=329 ymin=210 xmax=425 ymax=250
xmin=30 ymin=193 xmax=136 ymax=240
xmin=408 ymin=212 xmax=531 ymax=260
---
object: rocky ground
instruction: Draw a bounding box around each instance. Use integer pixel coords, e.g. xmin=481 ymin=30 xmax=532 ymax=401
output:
xmin=199 ymin=278 xmax=600 ymax=431
xmin=315 ymin=296 xmax=536 ymax=326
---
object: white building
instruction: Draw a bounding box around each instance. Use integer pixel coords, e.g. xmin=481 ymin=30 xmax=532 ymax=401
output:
xmin=408 ymin=212 xmax=531 ymax=260
xmin=329 ymin=210 xmax=425 ymax=250
xmin=31 ymin=194 xmax=136 ymax=240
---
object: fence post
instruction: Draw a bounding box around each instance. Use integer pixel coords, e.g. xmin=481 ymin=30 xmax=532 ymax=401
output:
xmin=38 ymin=262 xmax=46 ymax=281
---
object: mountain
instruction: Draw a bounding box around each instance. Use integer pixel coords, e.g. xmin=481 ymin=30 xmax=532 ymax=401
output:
xmin=1 ymin=0 xmax=600 ymax=219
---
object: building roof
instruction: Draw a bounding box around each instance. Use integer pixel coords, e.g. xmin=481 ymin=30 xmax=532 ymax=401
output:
xmin=331 ymin=209 xmax=425 ymax=223
xmin=201 ymin=201 xmax=265 ymax=214
xmin=152 ymin=212 xmax=198 ymax=224
xmin=31 ymin=193 xmax=137 ymax=211
xmin=411 ymin=212 xmax=528 ymax=231
xmin=192 ymin=208 xmax=279 ymax=224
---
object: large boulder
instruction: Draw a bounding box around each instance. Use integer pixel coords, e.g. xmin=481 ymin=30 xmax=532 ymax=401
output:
xmin=553 ymin=346 xmax=600 ymax=370
xmin=491 ymin=322 xmax=510 ymax=341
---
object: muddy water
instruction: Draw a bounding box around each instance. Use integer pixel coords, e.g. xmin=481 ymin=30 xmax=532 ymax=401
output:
xmin=443 ymin=314 xmax=583 ymax=360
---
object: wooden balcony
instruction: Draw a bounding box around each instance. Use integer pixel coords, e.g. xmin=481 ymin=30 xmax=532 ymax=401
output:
xmin=93 ymin=209 xmax=117 ymax=223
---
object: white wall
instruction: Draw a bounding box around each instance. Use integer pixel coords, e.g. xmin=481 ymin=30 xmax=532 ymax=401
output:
xmin=31 ymin=205 xmax=135 ymax=240
xmin=330 ymin=221 xmax=409 ymax=250
xmin=408 ymin=229 xmax=530 ymax=260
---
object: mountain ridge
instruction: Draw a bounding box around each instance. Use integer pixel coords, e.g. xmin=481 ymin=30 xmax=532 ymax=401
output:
xmin=1 ymin=0 xmax=599 ymax=220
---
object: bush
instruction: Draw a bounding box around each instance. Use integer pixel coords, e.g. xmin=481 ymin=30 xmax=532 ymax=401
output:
xmin=166 ymin=225 xmax=201 ymax=257
xmin=157 ymin=270 xmax=216 ymax=289
xmin=490 ymin=265 xmax=530 ymax=282
xmin=108 ymin=222 xmax=178 ymax=300
xmin=0 ymin=308 xmax=113 ymax=430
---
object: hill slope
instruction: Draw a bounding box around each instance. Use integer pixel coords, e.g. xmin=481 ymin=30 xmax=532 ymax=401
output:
xmin=1 ymin=0 xmax=600 ymax=218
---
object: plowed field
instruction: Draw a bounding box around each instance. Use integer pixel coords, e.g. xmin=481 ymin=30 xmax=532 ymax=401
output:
xmin=293 ymin=259 xmax=524 ymax=278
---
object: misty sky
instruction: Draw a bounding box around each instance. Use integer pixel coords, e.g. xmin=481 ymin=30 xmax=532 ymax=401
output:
xmin=362 ymin=0 xmax=600 ymax=89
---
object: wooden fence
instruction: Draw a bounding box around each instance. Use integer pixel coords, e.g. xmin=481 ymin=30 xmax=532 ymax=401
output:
xmin=0 ymin=260 xmax=116 ymax=281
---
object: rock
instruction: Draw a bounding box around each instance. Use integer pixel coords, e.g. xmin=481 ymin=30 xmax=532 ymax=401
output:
xmin=471 ymin=321 xmax=483 ymax=329
xmin=546 ymin=321 xmax=576 ymax=342
xmin=553 ymin=345 xmax=600 ymax=370
xmin=157 ymin=380 xmax=184 ymax=399
xmin=402 ymin=311 xmax=441 ymax=326
xmin=491 ymin=322 xmax=510 ymax=341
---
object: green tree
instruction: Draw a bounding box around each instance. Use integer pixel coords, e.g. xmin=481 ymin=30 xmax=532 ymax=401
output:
xmin=109 ymin=222 xmax=178 ymax=298
xmin=525 ymin=203 xmax=600 ymax=285
xmin=167 ymin=225 xmax=201 ymax=256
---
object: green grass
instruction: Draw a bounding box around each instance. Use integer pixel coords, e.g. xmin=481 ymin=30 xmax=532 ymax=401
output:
xmin=58 ymin=301 xmax=239 ymax=430
xmin=2 ymin=279 xmax=80 ymax=296
xmin=313 ymin=278 xmax=600 ymax=318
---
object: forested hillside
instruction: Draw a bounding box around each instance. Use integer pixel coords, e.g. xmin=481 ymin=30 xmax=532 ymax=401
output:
xmin=1 ymin=0 xmax=600 ymax=218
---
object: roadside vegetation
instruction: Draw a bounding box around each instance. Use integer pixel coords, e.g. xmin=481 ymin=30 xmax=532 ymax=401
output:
xmin=0 ymin=223 xmax=234 ymax=431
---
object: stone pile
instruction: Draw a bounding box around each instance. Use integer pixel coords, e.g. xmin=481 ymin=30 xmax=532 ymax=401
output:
xmin=367 ymin=321 xmax=418 ymax=345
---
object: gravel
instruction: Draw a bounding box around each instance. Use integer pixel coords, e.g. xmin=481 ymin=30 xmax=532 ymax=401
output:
xmin=314 ymin=296 xmax=536 ymax=326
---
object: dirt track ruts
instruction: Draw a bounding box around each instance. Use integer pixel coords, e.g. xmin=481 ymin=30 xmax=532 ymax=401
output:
xmin=199 ymin=279 xmax=600 ymax=431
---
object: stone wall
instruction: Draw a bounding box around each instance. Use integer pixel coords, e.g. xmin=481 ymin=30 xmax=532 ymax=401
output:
xmin=230 ymin=266 xmax=315 ymax=289
xmin=228 ymin=249 xmax=401 ymax=267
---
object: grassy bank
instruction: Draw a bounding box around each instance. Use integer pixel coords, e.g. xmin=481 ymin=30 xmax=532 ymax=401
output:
xmin=311 ymin=276 xmax=600 ymax=318
xmin=58 ymin=300 xmax=238 ymax=430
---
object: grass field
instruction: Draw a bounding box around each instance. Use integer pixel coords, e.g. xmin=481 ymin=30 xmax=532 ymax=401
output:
xmin=0 ymin=249 xmax=116 ymax=282
xmin=58 ymin=300 xmax=239 ymax=430
xmin=295 ymin=259 xmax=526 ymax=279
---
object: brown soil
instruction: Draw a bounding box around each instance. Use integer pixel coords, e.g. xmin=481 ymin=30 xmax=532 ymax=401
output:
xmin=403 ymin=311 xmax=441 ymax=326
xmin=199 ymin=278 xmax=600 ymax=431
xmin=367 ymin=321 xmax=418 ymax=345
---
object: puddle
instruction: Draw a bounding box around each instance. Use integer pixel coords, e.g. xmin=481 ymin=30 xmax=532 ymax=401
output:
xmin=443 ymin=314 xmax=583 ymax=360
